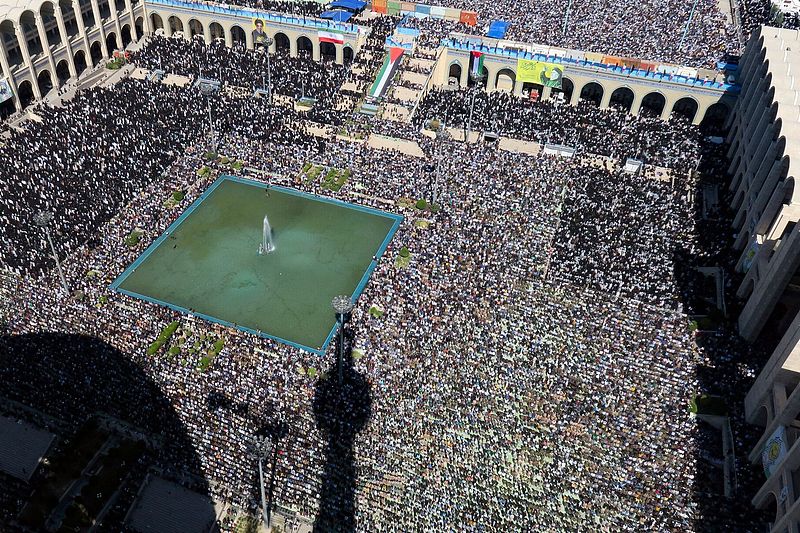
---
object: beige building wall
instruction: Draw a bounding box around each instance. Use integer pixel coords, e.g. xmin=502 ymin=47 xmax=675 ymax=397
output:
xmin=729 ymin=26 xmax=800 ymax=533
xmin=430 ymin=42 xmax=736 ymax=125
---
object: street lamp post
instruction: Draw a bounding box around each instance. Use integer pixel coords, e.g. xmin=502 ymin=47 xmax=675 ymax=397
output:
xmin=331 ymin=295 xmax=354 ymax=385
xmin=466 ymin=72 xmax=486 ymax=142
xmin=250 ymin=435 xmax=272 ymax=528
xmin=33 ymin=211 xmax=69 ymax=295
xmin=264 ymin=36 xmax=274 ymax=104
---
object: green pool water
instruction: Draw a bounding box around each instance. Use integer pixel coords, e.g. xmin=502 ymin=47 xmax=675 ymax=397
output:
xmin=113 ymin=176 xmax=401 ymax=352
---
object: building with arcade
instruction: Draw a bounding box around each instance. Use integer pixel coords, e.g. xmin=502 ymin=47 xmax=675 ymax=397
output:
xmin=728 ymin=25 xmax=800 ymax=533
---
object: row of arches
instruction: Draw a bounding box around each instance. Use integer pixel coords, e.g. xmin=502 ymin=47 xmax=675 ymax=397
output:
xmin=0 ymin=23 xmax=139 ymax=118
xmin=447 ymin=62 xmax=730 ymax=126
xmin=1 ymin=0 xmax=141 ymax=70
xmin=149 ymin=14 xmax=354 ymax=63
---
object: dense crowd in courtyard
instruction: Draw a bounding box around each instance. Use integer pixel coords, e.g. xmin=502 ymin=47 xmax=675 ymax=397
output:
xmin=0 ymin=6 xmax=779 ymax=533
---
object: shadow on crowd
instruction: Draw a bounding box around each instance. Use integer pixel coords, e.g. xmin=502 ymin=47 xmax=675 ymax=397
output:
xmin=312 ymin=327 xmax=372 ymax=533
xmin=671 ymin=136 xmax=772 ymax=531
xmin=0 ymin=333 xmax=213 ymax=531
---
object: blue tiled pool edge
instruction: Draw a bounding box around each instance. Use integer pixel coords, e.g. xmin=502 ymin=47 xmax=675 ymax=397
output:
xmin=110 ymin=175 xmax=403 ymax=356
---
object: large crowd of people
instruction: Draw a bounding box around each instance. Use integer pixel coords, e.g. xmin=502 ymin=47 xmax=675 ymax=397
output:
xmin=0 ymin=6 xmax=779 ymax=533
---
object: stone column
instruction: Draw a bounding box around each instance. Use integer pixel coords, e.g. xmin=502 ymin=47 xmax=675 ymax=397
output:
xmin=224 ymin=25 xmax=232 ymax=47
xmin=660 ymin=100 xmax=672 ymax=120
xmin=35 ymin=14 xmax=59 ymax=86
xmin=630 ymin=93 xmax=643 ymax=115
xmin=124 ymin=0 xmax=136 ymax=41
xmin=311 ymin=40 xmax=320 ymax=62
xmin=203 ymin=21 xmax=211 ymax=44
xmin=54 ymin=5 xmax=78 ymax=77
xmin=15 ymin=24 xmax=42 ymax=100
xmin=335 ymin=43 xmax=342 ymax=65
xmin=111 ymin=0 xmax=123 ymax=51
xmin=73 ymin=0 xmax=92 ymax=65
xmin=289 ymin=36 xmax=297 ymax=57
xmin=599 ymin=88 xmax=612 ymax=109
xmin=541 ymin=85 xmax=552 ymax=101
xmin=0 ymin=41 xmax=22 ymax=110
xmin=90 ymin=0 xmax=109 ymax=59
xmin=569 ymin=85 xmax=580 ymax=105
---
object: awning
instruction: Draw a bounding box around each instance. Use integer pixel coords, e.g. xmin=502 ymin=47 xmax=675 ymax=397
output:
xmin=320 ymin=9 xmax=353 ymax=22
xmin=487 ymin=20 xmax=509 ymax=39
xmin=328 ymin=0 xmax=366 ymax=11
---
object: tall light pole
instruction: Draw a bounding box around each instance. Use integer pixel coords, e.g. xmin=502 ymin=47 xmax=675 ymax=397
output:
xmin=250 ymin=435 xmax=272 ymax=528
xmin=33 ymin=210 xmax=69 ymax=295
xmin=466 ymin=72 xmax=486 ymax=143
xmin=331 ymin=295 xmax=354 ymax=385
xmin=263 ymin=36 xmax=274 ymax=104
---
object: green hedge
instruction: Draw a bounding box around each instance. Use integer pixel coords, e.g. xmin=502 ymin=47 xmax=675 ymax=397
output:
xmin=146 ymin=320 xmax=180 ymax=356
xmin=124 ymin=230 xmax=143 ymax=248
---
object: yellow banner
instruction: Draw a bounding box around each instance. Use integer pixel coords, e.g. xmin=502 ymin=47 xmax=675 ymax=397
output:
xmin=516 ymin=59 xmax=564 ymax=88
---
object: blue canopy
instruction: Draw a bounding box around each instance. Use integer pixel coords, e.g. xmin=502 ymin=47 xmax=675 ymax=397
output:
xmin=487 ymin=20 xmax=509 ymax=39
xmin=320 ymin=9 xmax=353 ymax=22
xmin=328 ymin=0 xmax=366 ymax=11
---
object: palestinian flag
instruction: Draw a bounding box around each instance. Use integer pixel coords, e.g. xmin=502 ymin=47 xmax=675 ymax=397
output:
xmin=318 ymin=30 xmax=345 ymax=45
xmin=368 ymin=47 xmax=404 ymax=98
xmin=470 ymin=51 xmax=484 ymax=77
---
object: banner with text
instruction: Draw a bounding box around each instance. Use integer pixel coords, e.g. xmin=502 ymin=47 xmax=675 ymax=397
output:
xmin=763 ymin=425 xmax=788 ymax=478
xmin=0 ymin=79 xmax=12 ymax=104
xmin=517 ymin=59 xmax=564 ymax=89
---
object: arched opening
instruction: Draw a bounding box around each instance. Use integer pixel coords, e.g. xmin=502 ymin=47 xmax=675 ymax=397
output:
xmin=105 ymin=32 xmax=118 ymax=52
xmin=320 ymin=41 xmax=336 ymax=61
xmin=168 ymin=15 xmax=183 ymax=36
xmin=230 ymin=25 xmax=245 ymax=46
xmin=19 ymin=10 xmax=44 ymax=56
xmin=640 ymin=91 xmax=666 ymax=117
xmin=579 ymin=81 xmax=603 ymax=106
xmin=701 ymin=102 xmax=731 ymax=134
xmin=150 ymin=13 xmax=164 ymax=32
xmin=0 ymin=91 xmax=15 ymax=119
xmin=274 ymin=31 xmax=289 ymax=53
xmin=672 ymin=97 xmax=698 ymax=122
xmin=521 ymin=82 xmax=544 ymax=100
xmin=448 ymin=62 xmax=462 ymax=87
xmin=468 ymin=66 xmax=488 ymax=88
xmin=188 ymin=18 xmax=203 ymax=39
xmin=74 ymin=49 xmax=87 ymax=75
xmin=40 ymin=2 xmax=63 ymax=48
xmin=79 ymin=0 xmax=95 ymax=28
xmin=135 ymin=16 xmax=143 ymax=39
xmin=55 ymin=59 xmax=70 ymax=85
xmin=495 ymin=68 xmax=515 ymax=93
xmin=297 ymin=36 xmax=313 ymax=58
xmin=550 ymin=77 xmax=573 ymax=103
xmin=609 ymin=87 xmax=634 ymax=112
xmin=121 ymin=24 xmax=132 ymax=48
xmin=0 ymin=21 xmax=24 ymax=68
xmin=18 ymin=80 xmax=34 ymax=108
xmin=90 ymin=40 xmax=102 ymax=65
xmin=37 ymin=69 xmax=52 ymax=96
xmin=97 ymin=0 xmax=111 ymax=20
xmin=209 ymin=22 xmax=224 ymax=41
xmin=59 ymin=0 xmax=79 ymax=38
xmin=343 ymin=45 xmax=353 ymax=64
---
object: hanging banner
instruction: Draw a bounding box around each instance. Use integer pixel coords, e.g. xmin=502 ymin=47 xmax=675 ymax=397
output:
xmin=0 ymin=79 xmax=12 ymax=104
xmin=318 ymin=30 xmax=345 ymax=45
xmin=470 ymin=51 xmax=484 ymax=77
xmin=252 ymin=18 xmax=269 ymax=49
xmin=763 ymin=426 xmax=789 ymax=478
xmin=516 ymin=59 xmax=564 ymax=89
